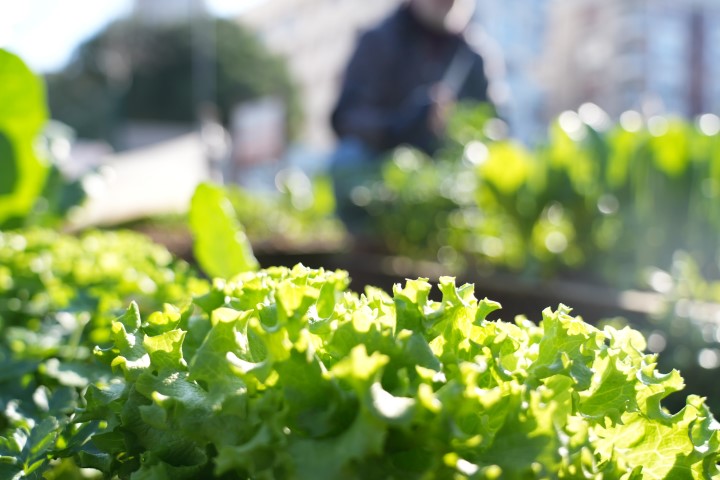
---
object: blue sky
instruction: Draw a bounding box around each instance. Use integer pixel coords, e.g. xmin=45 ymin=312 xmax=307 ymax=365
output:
xmin=2 ymin=0 xmax=266 ymax=73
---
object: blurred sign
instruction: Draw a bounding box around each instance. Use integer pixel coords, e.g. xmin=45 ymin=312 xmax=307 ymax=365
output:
xmin=230 ymin=96 xmax=286 ymax=168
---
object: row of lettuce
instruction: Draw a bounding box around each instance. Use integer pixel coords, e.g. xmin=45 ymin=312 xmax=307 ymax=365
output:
xmin=2 ymin=221 xmax=720 ymax=479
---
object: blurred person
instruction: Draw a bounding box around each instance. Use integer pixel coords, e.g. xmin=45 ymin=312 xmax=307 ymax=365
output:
xmin=329 ymin=0 xmax=498 ymax=236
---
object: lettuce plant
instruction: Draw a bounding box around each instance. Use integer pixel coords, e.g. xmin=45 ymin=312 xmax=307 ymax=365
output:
xmin=0 ymin=229 xmax=207 ymax=479
xmin=76 ymin=265 xmax=720 ymax=479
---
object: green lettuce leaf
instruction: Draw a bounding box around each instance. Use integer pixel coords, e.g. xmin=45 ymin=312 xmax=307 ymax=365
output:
xmin=0 ymin=49 xmax=48 ymax=227
xmin=189 ymin=182 xmax=259 ymax=279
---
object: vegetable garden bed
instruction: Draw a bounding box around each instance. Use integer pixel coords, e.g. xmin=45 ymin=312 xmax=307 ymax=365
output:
xmin=3 ymin=48 xmax=720 ymax=478
xmin=2 ymin=228 xmax=720 ymax=478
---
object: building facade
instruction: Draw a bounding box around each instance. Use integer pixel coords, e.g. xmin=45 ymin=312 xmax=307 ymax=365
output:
xmin=474 ymin=0 xmax=550 ymax=144
xmin=132 ymin=0 xmax=207 ymax=24
xmin=541 ymin=0 xmax=720 ymax=120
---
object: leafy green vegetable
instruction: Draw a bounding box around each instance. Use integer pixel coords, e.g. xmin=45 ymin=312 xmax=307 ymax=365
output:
xmin=0 ymin=228 xmax=205 ymax=344
xmin=0 ymin=49 xmax=49 ymax=228
xmin=189 ymin=182 xmax=259 ymax=278
xmin=226 ymin=170 xmax=345 ymax=250
xmin=0 ymin=228 xmax=207 ymax=479
xmin=78 ymin=266 xmax=720 ymax=479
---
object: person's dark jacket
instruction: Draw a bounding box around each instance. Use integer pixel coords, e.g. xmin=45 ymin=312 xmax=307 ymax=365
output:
xmin=331 ymin=5 xmax=491 ymax=155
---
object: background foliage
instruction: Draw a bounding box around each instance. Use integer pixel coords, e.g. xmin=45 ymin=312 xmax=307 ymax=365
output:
xmin=46 ymin=18 xmax=300 ymax=146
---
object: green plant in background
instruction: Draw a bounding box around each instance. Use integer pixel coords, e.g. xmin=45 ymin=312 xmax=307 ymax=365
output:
xmin=357 ymin=149 xmax=460 ymax=259
xmin=226 ymin=169 xmax=345 ymax=250
xmin=69 ymin=268 xmax=719 ymax=479
xmin=536 ymin=112 xmax=720 ymax=286
xmin=123 ymin=171 xmax=344 ymax=258
xmin=358 ymin=105 xmax=720 ymax=289
xmin=32 ymin=122 xmax=87 ymax=229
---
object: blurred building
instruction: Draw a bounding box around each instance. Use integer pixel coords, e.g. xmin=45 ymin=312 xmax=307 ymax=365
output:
xmin=238 ymin=0 xmax=402 ymax=150
xmin=132 ymin=0 xmax=207 ymax=24
xmin=475 ymin=0 xmax=550 ymax=144
xmin=541 ymin=0 xmax=720 ymax=119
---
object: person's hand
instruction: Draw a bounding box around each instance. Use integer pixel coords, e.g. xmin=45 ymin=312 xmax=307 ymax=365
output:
xmin=428 ymin=82 xmax=456 ymax=136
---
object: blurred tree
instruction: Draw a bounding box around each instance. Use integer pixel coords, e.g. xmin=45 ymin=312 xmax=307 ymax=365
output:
xmin=45 ymin=18 xmax=299 ymax=147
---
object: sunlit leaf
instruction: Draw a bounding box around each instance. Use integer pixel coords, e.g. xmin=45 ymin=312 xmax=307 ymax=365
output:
xmin=189 ymin=182 xmax=259 ymax=279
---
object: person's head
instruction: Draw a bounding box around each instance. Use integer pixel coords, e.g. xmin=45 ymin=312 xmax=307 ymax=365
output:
xmin=408 ymin=0 xmax=476 ymax=33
